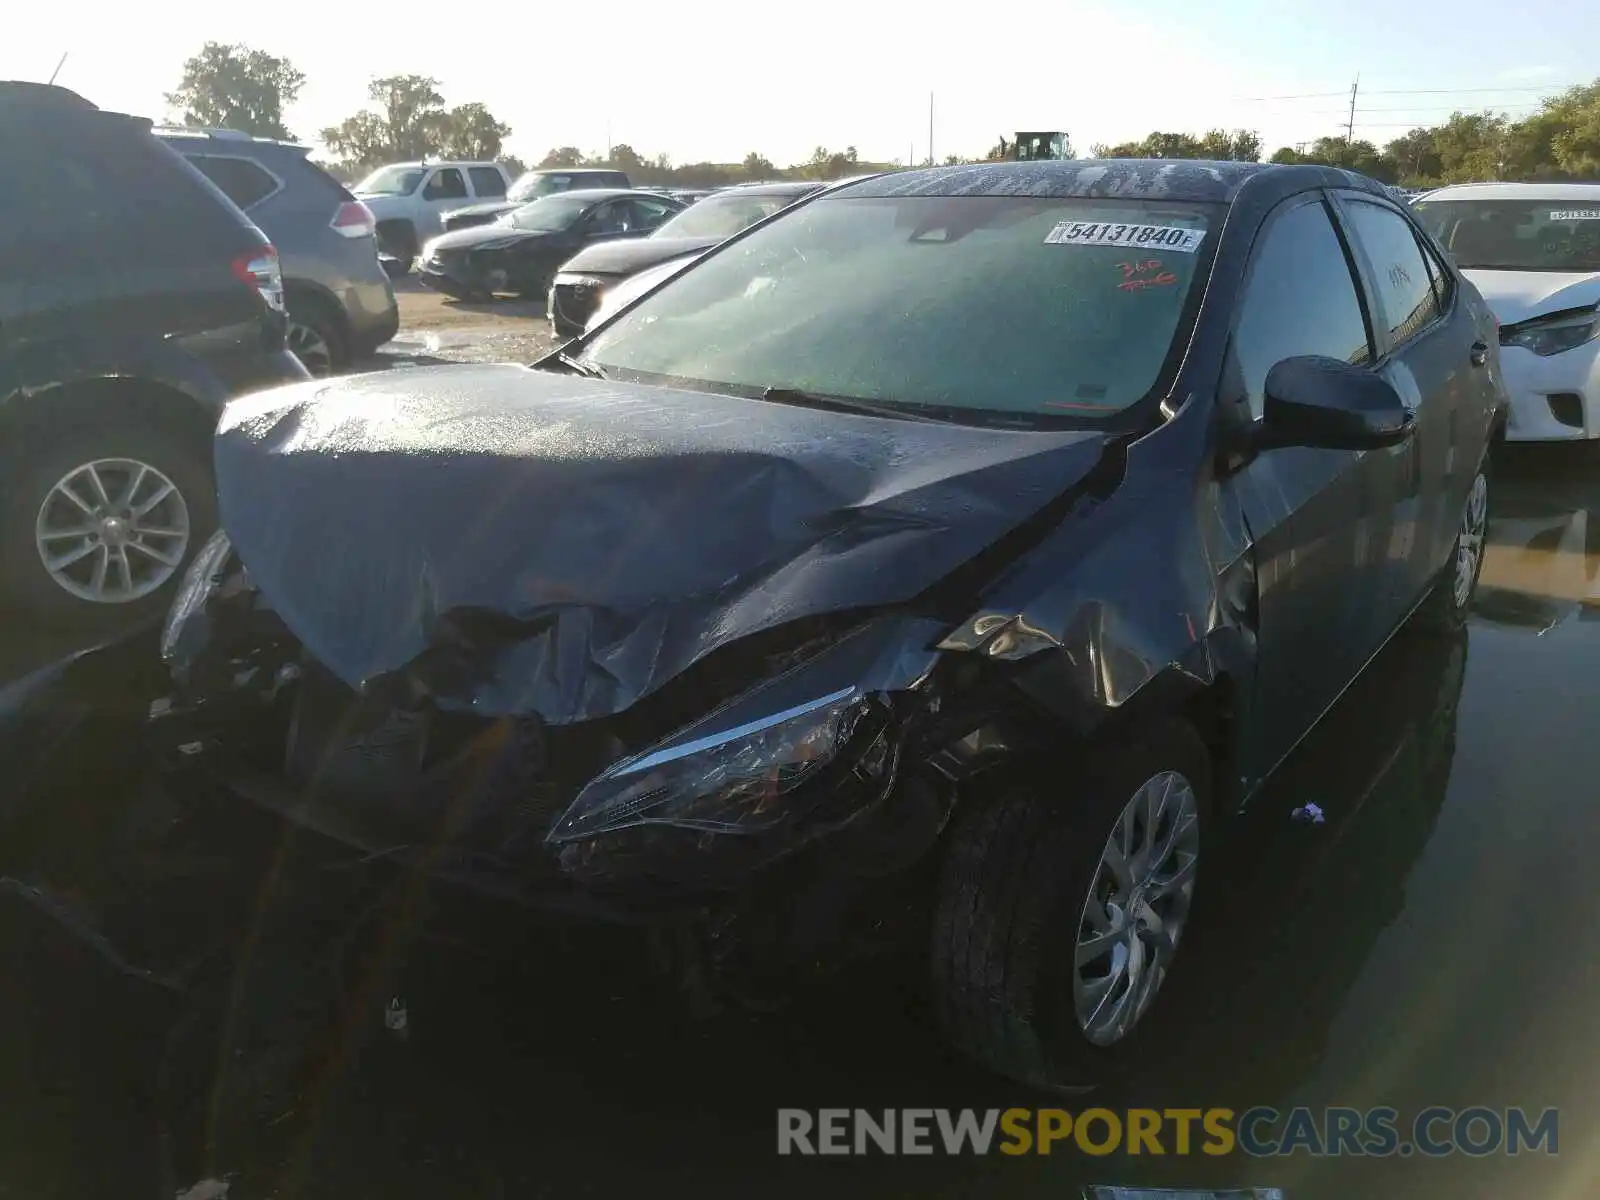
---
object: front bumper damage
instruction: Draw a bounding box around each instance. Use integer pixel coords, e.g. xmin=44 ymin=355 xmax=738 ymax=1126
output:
xmin=154 ymin=534 xmax=984 ymax=919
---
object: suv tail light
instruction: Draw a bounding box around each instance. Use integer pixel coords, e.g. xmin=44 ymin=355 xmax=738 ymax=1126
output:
xmin=332 ymin=200 xmax=376 ymax=239
xmin=233 ymin=245 xmax=286 ymax=314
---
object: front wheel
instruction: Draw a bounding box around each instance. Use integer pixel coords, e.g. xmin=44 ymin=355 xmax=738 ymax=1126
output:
xmin=930 ymin=720 xmax=1210 ymax=1090
xmin=1415 ymin=459 xmax=1490 ymax=633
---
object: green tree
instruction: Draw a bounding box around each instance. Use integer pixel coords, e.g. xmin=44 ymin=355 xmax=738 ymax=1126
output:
xmin=741 ymin=151 xmax=775 ymax=179
xmin=1091 ymin=130 xmax=1258 ymax=161
xmin=1381 ymin=127 xmax=1443 ymax=184
xmin=436 ymin=102 xmax=511 ymax=160
xmin=600 ymin=143 xmax=648 ymax=173
xmin=167 ymin=42 xmax=305 ymax=140
xmin=1268 ymin=146 xmax=1304 ymax=164
xmin=1546 ymin=81 xmax=1600 ymax=175
xmin=802 ymin=145 xmax=860 ymax=179
xmin=322 ymin=75 xmax=445 ymax=167
xmin=499 ymin=155 xmax=528 ymax=179
xmin=539 ymin=146 xmax=588 ymax=168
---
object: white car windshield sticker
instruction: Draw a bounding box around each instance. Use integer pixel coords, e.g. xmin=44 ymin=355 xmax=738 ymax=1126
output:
xmin=1550 ymin=209 xmax=1600 ymax=221
xmin=1045 ymin=221 xmax=1205 ymax=252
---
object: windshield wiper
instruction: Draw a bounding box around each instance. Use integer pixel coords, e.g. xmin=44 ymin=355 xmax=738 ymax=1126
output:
xmin=555 ymin=353 xmax=607 ymax=379
xmin=760 ymin=387 xmax=939 ymax=423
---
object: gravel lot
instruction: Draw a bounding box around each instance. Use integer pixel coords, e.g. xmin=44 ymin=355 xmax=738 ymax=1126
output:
xmin=379 ymin=276 xmax=561 ymax=366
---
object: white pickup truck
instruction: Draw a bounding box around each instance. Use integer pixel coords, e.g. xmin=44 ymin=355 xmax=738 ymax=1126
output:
xmin=353 ymin=160 xmax=513 ymax=271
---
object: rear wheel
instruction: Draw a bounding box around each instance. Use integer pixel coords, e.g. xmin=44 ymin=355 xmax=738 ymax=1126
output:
xmin=930 ymin=720 xmax=1210 ymax=1089
xmin=286 ymin=295 xmax=348 ymax=377
xmin=1 ymin=416 xmax=216 ymax=631
xmin=1415 ymin=457 xmax=1490 ymax=633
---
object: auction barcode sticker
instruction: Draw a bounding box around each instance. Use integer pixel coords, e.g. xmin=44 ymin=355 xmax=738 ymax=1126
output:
xmin=1551 ymin=210 xmax=1600 ymax=220
xmin=1045 ymin=221 xmax=1206 ymax=252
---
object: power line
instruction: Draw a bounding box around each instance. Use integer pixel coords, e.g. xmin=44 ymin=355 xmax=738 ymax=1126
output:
xmin=1233 ymin=83 xmax=1577 ymax=102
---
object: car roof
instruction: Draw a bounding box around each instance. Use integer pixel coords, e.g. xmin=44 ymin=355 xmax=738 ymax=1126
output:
xmin=1416 ymin=181 xmax=1600 ymax=202
xmin=713 ymin=181 xmax=824 ymax=198
xmin=533 ymin=187 xmax=667 ymax=203
xmin=838 ymin=159 xmax=1393 ymax=205
xmin=376 ymin=160 xmax=502 ymax=170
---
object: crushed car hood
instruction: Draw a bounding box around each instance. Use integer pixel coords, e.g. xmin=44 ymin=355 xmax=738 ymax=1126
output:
xmin=560 ymin=236 xmax=720 ymax=276
xmin=211 ymin=366 xmax=1108 ymax=723
xmin=1462 ymin=269 xmax=1600 ymax=326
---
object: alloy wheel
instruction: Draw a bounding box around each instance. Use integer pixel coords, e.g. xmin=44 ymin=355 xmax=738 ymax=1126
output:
xmin=1453 ymin=471 xmax=1489 ymax=609
xmin=287 ymin=319 xmax=334 ymax=376
xmin=34 ymin=458 xmax=191 ymax=603
xmin=1073 ymin=770 xmax=1201 ymax=1047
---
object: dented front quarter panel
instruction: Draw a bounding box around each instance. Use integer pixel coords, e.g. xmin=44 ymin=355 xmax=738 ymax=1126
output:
xmin=938 ymin=395 xmax=1257 ymax=755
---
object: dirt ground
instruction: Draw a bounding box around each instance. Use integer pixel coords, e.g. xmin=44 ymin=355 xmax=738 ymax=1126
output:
xmin=382 ymin=275 xmax=560 ymax=365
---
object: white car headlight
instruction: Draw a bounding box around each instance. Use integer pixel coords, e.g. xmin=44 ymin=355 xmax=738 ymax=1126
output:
xmin=548 ymin=686 xmax=886 ymax=841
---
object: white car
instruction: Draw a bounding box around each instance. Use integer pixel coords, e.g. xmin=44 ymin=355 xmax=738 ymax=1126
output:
xmin=1415 ymin=183 xmax=1600 ymax=441
xmin=352 ymin=160 xmax=513 ymax=269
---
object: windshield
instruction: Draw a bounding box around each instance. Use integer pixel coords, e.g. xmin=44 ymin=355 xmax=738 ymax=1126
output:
xmin=653 ymin=192 xmax=806 ymax=239
xmin=355 ymin=165 xmax=425 ymax=196
xmin=504 ymin=194 xmax=593 ymax=231
xmin=579 ymin=195 xmax=1217 ymax=427
xmin=507 ymin=172 xmax=562 ymax=203
xmin=1415 ymin=198 xmax=1600 ymax=272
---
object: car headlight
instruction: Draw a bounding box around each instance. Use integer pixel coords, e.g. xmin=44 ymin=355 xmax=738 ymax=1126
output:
xmin=1501 ymin=307 xmax=1600 ymax=357
xmin=548 ymin=685 xmax=889 ymax=842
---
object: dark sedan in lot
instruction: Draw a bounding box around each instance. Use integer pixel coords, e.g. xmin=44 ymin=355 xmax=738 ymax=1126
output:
xmin=417 ymin=189 xmax=683 ymax=300
xmin=548 ymin=180 xmax=826 ymax=336
xmin=68 ymin=159 xmax=1503 ymax=1092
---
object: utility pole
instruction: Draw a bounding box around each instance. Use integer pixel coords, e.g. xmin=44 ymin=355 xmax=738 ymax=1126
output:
xmin=928 ymin=92 xmax=934 ymax=166
xmin=1345 ymin=74 xmax=1360 ymax=143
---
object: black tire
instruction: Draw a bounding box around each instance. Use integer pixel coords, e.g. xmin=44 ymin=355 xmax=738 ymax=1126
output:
xmin=931 ymin=720 xmax=1211 ymax=1090
xmin=285 ymin=295 xmax=348 ymax=377
xmin=1414 ymin=454 xmax=1491 ymax=634
xmin=376 ymin=221 xmax=418 ymax=274
xmin=0 ymin=416 xmax=217 ymax=633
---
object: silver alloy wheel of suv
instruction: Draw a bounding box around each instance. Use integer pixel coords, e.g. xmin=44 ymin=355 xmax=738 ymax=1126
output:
xmin=33 ymin=457 xmax=192 ymax=603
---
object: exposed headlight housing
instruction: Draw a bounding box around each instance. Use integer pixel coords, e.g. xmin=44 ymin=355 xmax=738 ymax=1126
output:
xmin=161 ymin=530 xmax=235 ymax=661
xmin=1500 ymin=306 xmax=1600 ymax=357
xmin=548 ymin=686 xmax=889 ymax=842
xmin=553 ymin=272 xmax=609 ymax=290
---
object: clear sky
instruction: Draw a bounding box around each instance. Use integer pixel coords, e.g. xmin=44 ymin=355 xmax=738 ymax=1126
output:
xmin=2 ymin=1 xmax=1595 ymax=167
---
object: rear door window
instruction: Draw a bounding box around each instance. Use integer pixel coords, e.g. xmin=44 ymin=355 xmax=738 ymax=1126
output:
xmin=1232 ymin=197 xmax=1374 ymax=420
xmin=1341 ymin=198 xmax=1442 ymax=349
xmin=186 ymin=154 xmax=281 ymax=210
xmin=628 ymin=197 xmax=676 ymax=228
xmin=469 ymin=167 xmax=506 ymax=197
xmin=424 ymin=168 xmax=468 ymax=200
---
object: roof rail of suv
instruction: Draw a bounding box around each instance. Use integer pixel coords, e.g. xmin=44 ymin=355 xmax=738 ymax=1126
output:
xmin=155 ymin=125 xmax=312 ymax=153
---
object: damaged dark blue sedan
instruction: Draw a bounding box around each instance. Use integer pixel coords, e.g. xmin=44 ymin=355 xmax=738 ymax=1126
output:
xmin=146 ymin=159 xmax=1505 ymax=1089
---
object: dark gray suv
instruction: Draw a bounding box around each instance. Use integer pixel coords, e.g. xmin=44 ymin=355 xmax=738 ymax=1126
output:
xmin=159 ymin=129 xmax=400 ymax=375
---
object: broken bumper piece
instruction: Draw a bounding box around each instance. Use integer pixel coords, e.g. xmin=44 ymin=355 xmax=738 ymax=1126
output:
xmin=156 ymin=538 xmax=952 ymax=908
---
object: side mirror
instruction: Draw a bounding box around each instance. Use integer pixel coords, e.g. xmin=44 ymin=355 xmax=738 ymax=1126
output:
xmin=1260 ymin=355 xmax=1413 ymax=450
